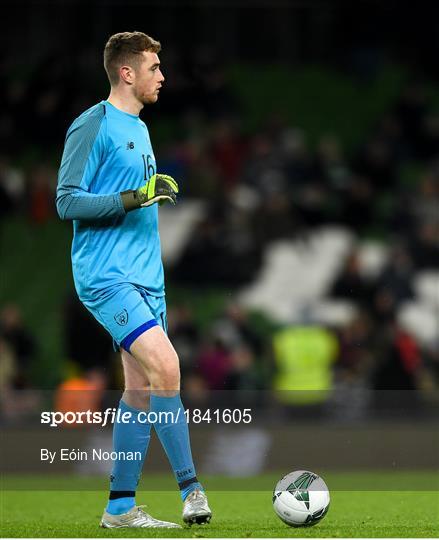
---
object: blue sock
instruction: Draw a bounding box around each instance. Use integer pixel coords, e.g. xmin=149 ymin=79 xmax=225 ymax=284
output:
xmin=106 ymin=399 xmax=151 ymax=515
xmin=151 ymin=393 xmax=204 ymax=501
xmin=106 ymin=496 xmax=136 ymax=515
xmin=181 ymin=481 xmax=204 ymax=501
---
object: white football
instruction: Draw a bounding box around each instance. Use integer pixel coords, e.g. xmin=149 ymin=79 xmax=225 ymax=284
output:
xmin=272 ymin=470 xmax=330 ymax=527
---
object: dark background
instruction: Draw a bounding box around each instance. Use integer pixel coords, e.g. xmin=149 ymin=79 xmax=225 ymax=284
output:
xmin=0 ymin=1 xmax=438 ymax=426
xmin=1 ymin=0 xmax=439 ymax=154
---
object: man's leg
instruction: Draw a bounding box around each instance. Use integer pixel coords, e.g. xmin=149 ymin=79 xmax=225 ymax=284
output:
xmin=81 ymin=284 xmax=182 ymax=527
xmin=101 ymin=348 xmax=181 ymax=528
xmin=130 ymin=326 xmax=212 ymax=523
xmin=105 ymin=351 xmax=150 ymax=516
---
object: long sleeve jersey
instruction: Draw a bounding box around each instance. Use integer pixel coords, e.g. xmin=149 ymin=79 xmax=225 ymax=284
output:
xmin=56 ymin=100 xmax=164 ymax=300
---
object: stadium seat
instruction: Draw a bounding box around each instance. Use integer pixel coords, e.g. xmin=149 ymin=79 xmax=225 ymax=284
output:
xmin=356 ymin=241 xmax=390 ymax=279
xmin=398 ymin=301 xmax=439 ymax=347
xmin=239 ymin=226 xmax=355 ymax=323
xmin=159 ymin=200 xmax=206 ymax=265
xmin=413 ymin=271 xmax=439 ymax=308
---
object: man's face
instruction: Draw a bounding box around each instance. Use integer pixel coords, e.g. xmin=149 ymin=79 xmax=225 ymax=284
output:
xmin=133 ymin=51 xmax=164 ymax=104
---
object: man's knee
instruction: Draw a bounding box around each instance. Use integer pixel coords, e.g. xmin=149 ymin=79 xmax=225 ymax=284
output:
xmin=156 ymin=359 xmax=180 ymax=388
xmin=133 ymin=346 xmax=180 ymax=389
xmin=130 ymin=326 xmax=181 ymax=390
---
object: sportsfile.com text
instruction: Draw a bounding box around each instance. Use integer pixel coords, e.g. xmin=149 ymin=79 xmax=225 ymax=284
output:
xmin=40 ymin=408 xmax=253 ymax=427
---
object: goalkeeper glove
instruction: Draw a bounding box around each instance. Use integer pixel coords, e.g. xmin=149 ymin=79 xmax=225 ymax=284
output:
xmin=121 ymin=174 xmax=179 ymax=211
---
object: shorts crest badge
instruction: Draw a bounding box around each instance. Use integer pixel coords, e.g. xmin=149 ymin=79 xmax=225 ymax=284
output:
xmin=114 ymin=309 xmax=129 ymax=326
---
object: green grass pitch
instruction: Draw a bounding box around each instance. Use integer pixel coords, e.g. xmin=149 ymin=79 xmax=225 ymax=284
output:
xmin=1 ymin=473 xmax=438 ymax=538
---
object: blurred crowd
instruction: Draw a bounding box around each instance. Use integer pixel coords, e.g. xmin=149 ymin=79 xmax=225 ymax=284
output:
xmin=1 ymin=57 xmax=438 ymax=420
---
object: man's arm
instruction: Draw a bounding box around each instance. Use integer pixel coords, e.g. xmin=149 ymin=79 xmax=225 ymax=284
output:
xmin=56 ymin=107 xmax=178 ymax=221
xmin=56 ymin=109 xmax=125 ymax=221
xmin=56 ymin=189 xmax=125 ymax=221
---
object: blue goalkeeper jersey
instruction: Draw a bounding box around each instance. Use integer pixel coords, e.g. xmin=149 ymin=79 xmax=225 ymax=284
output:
xmin=56 ymin=100 xmax=164 ymax=299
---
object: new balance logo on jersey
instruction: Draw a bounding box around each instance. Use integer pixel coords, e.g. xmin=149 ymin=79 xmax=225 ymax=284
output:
xmin=126 ymin=141 xmax=135 ymax=150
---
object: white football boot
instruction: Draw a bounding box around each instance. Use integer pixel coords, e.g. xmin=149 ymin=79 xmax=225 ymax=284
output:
xmin=182 ymin=489 xmax=212 ymax=525
xmin=100 ymin=505 xmax=181 ymax=528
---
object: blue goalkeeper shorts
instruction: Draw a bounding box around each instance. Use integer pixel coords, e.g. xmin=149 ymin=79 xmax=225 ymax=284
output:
xmin=81 ymin=284 xmax=167 ymax=352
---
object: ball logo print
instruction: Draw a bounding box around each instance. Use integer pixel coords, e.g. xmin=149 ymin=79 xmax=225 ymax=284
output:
xmin=286 ymin=471 xmax=318 ymax=510
xmin=272 ymin=470 xmax=330 ymax=527
xmin=114 ymin=309 xmax=129 ymax=326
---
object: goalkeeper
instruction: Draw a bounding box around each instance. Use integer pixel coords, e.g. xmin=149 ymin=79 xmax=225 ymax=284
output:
xmin=56 ymin=31 xmax=211 ymax=529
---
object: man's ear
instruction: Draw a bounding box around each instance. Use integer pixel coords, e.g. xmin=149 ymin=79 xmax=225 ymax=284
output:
xmin=119 ymin=65 xmax=135 ymax=85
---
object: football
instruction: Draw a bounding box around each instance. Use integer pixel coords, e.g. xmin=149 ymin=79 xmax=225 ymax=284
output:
xmin=272 ymin=470 xmax=330 ymax=527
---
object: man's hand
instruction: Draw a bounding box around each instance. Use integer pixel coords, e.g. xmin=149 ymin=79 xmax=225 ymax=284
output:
xmin=138 ymin=174 xmax=179 ymax=207
xmin=121 ymin=174 xmax=179 ymax=212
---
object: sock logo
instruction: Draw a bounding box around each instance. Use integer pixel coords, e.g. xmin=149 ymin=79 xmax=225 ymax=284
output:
xmin=177 ymin=468 xmax=193 ymax=478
